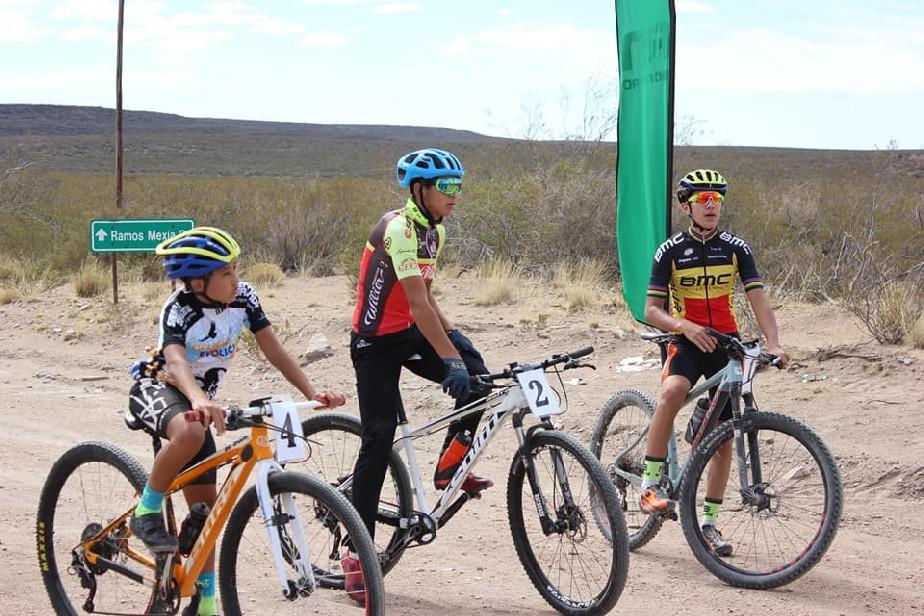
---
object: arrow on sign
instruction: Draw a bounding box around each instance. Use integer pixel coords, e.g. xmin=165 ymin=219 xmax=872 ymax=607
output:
xmin=96 ymin=229 xmax=108 ymax=241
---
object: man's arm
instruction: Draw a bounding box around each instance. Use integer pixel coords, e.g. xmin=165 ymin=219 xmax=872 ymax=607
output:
xmin=427 ymin=282 xmax=454 ymax=332
xmin=643 ymin=296 xmax=717 ymax=353
xmin=401 ymin=275 xmax=459 ymax=359
xmin=745 ymin=288 xmax=789 ymax=366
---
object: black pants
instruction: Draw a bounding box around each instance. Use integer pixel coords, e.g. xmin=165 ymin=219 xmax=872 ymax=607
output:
xmin=349 ymin=326 xmax=488 ymax=539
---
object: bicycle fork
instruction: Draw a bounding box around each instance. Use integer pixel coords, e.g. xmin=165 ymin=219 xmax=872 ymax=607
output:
xmin=255 ymin=461 xmax=317 ymax=599
xmin=516 ymin=416 xmax=573 ymax=536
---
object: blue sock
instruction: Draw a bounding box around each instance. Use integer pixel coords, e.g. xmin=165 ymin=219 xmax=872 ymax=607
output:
xmin=197 ymin=571 xmax=216 ymax=615
xmin=134 ymin=483 xmax=165 ymax=516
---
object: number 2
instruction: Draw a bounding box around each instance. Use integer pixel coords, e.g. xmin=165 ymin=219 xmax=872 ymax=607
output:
xmin=529 ymin=380 xmax=550 ymax=407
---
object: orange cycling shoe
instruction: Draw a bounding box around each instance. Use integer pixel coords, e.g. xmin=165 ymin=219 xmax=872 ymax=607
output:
xmin=639 ymin=487 xmax=672 ymax=514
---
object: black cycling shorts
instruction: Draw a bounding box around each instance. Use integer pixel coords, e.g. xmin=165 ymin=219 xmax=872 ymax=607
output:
xmin=128 ymin=379 xmax=217 ymax=485
xmin=661 ymin=334 xmax=739 ymax=420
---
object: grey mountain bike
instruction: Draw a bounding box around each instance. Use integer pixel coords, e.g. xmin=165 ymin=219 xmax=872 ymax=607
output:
xmin=590 ymin=329 xmax=842 ymax=589
xmin=298 ymin=347 xmax=629 ymax=615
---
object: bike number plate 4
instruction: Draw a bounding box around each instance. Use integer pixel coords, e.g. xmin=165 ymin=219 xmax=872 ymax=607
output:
xmin=516 ymin=368 xmax=561 ymax=418
xmin=270 ymin=400 xmax=307 ymax=463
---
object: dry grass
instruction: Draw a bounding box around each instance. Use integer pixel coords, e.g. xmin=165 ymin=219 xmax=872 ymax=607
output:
xmin=553 ymin=259 xmax=610 ymax=312
xmin=0 ymin=287 xmax=17 ymax=304
xmin=473 ymin=259 xmax=522 ymax=306
xmin=243 ymin=262 xmax=285 ymax=287
xmin=855 ymin=281 xmax=919 ymax=344
xmin=910 ymin=314 xmax=924 ymax=349
xmin=74 ymin=262 xmax=109 ymax=298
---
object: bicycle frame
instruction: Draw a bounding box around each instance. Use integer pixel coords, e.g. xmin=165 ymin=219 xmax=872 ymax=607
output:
xmin=79 ymin=400 xmax=319 ymax=599
xmin=393 ymin=384 xmax=532 ymax=522
xmin=611 ymin=350 xmax=760 ymax=497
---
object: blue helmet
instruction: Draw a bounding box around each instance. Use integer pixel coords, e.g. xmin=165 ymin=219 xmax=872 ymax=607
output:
xmin=155 ymin=226 xmax=240 ymax=280
xmin=396 ymin=148 xmax=464 ymax=188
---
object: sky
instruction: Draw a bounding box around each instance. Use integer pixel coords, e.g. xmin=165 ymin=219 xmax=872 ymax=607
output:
xmin=1 ymin=0 xmax=923 ymax=150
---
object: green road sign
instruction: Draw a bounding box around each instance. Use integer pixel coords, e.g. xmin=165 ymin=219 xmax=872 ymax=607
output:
xmin=90 ymin=218 xmax=195 ymax=253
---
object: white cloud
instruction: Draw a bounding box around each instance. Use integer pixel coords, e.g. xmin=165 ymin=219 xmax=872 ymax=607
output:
xmin=0 ymin=9 xmax=53 ymax=43
xmin=298 ymin=30 xmax=348 ymax=47
xmin=677 ymin=27 xmax=924 ymax=95
xmin=60 ymin=24 xmax=109 ymax=41
xmin=50 ymin=0 xmax=118 ymax=22
xmin=369 ymin=3 xmax=421 ymax=14
xmin=676 ymin=1 xmax=715 ymax=14
xmin=302 ymin=0 xmax=377 ymax=5
xmin=499 ymin=8 xmax=515 ymax=18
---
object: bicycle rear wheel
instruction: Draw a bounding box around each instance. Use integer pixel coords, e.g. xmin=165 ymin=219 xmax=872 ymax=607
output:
xmin=680 ymin=411 xmax=843 ymax=589
xmin=219 ymin=471 xmax=386 ymax=616
xmin=507 ymin=430 xmax=629 ymax=615
xmin=590 ymin=389 xmax=664 ymax=550
xmin=299 ymin=412 xmax=413 ymax=574
xmin=36 ymin=441 xmax=154 ymax=615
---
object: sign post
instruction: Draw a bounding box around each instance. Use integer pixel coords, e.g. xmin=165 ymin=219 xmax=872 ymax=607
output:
xmin=90 ymin=218 xmax=195 ymax=303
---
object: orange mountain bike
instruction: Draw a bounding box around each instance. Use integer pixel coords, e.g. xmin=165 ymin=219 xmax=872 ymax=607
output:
xmin=36 ymin=396 xmax=385 ymax=615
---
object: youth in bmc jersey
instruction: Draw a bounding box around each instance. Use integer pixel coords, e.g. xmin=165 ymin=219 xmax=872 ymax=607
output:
xmin=639 ymin=169 xmax=790 ymax=557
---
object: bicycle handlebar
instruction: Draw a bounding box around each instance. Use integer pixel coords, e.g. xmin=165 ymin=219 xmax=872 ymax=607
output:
xmin=640 ymin=329 xmax=781 ymax=368
xmin=474 ymin=346 xmax=595 ymax=384
xmin=186 ymin=399 xmax=324 ymax=431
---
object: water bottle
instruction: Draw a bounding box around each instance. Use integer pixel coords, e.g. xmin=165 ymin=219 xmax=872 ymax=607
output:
xmin=177 ymin=502 xmax=210 ymax=556
xmin=437 ymin=430 xmax=472 ymax=474
xmin=684 ymin=398 xmax=711 ymax=444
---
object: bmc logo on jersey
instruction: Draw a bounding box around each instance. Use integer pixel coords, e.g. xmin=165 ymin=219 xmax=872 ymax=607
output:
xmin=680 ymin=273 xmax=732 ymax=287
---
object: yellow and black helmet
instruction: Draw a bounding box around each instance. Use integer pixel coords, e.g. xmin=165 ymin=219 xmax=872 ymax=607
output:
xmin=155 ymin=226 xmax=241 ymax=280
xmin=677 ymin=169 xmax=727 ymax=203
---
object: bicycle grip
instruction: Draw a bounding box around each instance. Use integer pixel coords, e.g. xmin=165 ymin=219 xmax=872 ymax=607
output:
xmin=567 ymin=346 xmax=594 ymax=359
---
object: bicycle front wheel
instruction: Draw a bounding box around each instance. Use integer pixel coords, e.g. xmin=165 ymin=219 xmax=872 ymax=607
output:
xmin=36 ymin=441 xmax=153 ymax=615
xmin=219 ymin=471 xmax=386 ymax=616
xmin=590 ymin=389 xmax=664 ymax=550
xmin=507 ymin=430 xmax=629 ymax=615
xmin=680 ymin=411 xmax=843 ymax=589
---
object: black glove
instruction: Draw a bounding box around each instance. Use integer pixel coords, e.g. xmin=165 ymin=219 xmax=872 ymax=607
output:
xmin=441 ymin=358 xmax=471 ymax=401
xmin=447 ymin=329 xmax=477 ymax=357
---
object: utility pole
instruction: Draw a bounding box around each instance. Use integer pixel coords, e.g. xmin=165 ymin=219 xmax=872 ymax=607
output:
xmin=113 ymin=0 xmax=125 ymax=304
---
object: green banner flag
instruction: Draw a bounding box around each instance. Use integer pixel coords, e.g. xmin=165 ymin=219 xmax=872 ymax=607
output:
xmin=615 ymin=0 xmax=675 ymax=322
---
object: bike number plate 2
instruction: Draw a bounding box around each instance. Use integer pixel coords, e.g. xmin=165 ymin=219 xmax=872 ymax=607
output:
xmin=516 ymin=368 xmax=561 ymax=418
xmin=270 ymin=400 xmax=307 ymax=463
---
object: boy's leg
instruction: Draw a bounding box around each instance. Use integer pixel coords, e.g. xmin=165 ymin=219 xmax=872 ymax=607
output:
xmin=180 ymin=432 xmax=218 ymax=616
xmin=403 ymin=329 xmax=493 ymax=490
xmin=129 ymin=381 xmax=206 ymax=552
xmin=350 ymin=333 xmax=406 ymax=541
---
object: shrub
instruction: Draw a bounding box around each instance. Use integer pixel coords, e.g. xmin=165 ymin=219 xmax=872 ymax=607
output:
xmin=243 ymin=262 xmax=285 ymax=287
xmin=910 ymin=314 xmax=924 ymax=349
xmin=553 ymin=259 xmax=610 ymax=312
xmin=0 ymin=287 xmax=16 ymax=304
xmin=74 ymin=263 xmax=109 ymax=298
xmin=473 ymin=259 xmax=522 ymax=306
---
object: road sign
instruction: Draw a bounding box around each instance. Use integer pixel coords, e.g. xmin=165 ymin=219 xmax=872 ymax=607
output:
xmin=90 ymin=218 xmax=195 ymax=253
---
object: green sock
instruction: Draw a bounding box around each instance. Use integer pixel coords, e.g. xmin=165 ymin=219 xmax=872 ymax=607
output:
xmin=641 ymin=456 xmax=665 ymax=484
xmin=134 ymin=483 xmax=165 ymax=517
xmin=197 ymin=571 xmax=216 ymax=615
xmin=702 ymin=498 xmax=722 ymax=525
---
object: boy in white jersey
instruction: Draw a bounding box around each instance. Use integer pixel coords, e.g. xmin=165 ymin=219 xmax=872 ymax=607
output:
xmin=128 ymin=227 xmax=346 ymax=616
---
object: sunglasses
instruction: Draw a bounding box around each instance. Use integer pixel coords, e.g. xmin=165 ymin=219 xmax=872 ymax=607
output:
xmin=433 ymin=177 xmax=463 ymax=196
xmin=687 ymin=191 xmax=724 ymax=206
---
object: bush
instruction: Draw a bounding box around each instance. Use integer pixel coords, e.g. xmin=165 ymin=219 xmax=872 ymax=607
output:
xmin=243 ymin=262 xmax=285 ymax=287
xmin=0 ymin=287 xmax=16 ymax=304
xmin=74 ymin=263 xmax=109 ymax=298
xmin=910 ymin=314 xmax=924 ymax=349
xmin=473 ymin=259 xmax=522 ymax=306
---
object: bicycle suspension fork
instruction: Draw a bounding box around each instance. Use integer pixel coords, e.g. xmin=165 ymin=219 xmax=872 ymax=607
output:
xmin=255 ymin=461 xmax=316 ymax=599
xmin=514 ymin=413 xmax=567 ymax=535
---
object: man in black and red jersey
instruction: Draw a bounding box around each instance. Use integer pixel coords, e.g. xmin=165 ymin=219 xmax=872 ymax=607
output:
xmin=345 ymin=149 xmax=492 ymax=592
xmin=639 ymin=169 xmax=789 ymax=557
